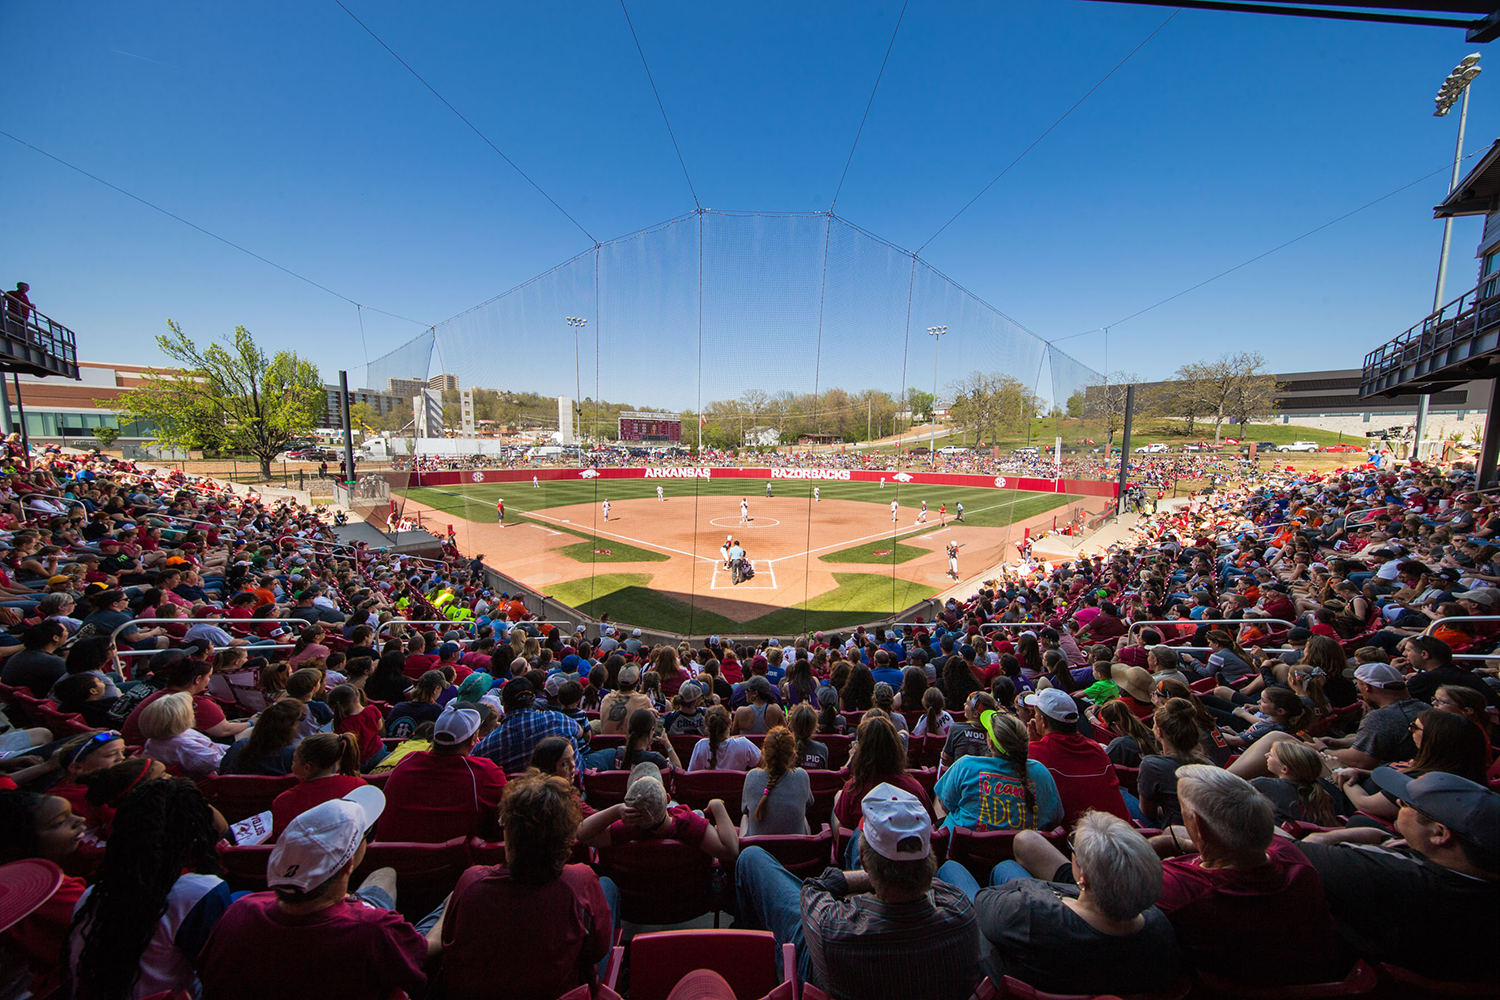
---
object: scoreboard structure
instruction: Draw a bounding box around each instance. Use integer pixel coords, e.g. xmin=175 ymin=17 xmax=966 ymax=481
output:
xmin=618 ymin=411 xmax=682 ymax=443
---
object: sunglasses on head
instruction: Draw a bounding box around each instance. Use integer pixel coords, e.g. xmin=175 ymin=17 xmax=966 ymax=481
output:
xmin=65 ymin=730 xmax=121 ymax=767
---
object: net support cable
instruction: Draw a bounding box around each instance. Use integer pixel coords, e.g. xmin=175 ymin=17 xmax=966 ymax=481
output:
xmin=619 ymin=0 xmax=702 ymax=210
xmin=828 ymin=0 xmax=911 ymax=212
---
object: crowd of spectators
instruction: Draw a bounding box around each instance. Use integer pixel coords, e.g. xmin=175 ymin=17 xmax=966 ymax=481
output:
xmin=1 ymin=442 xmax=1498 ymax=999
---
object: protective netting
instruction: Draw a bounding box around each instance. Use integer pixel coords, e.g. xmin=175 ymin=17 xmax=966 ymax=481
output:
xmin=360 ymin=210 xmax=1109 ymax=638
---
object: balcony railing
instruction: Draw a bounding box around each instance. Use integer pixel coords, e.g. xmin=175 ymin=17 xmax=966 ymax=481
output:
xmin=1361 ymin=279 xmax=1500 ymax=398
xmin=0 ymin=301 xmax=79 ymax=380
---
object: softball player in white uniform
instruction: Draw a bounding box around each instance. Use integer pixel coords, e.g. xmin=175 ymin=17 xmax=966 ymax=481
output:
xmin=657 ymin=485 xmax=665 ymax=501
xmin=602 ymin=499 xmax=610 ymax=522
xmin=890 ymin=499 xmax=899 ymax=522
xmin=740 ymin=499 xmax=749 ymax=524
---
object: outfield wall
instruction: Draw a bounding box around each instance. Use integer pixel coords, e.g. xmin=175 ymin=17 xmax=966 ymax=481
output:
xmin=403 ymin=466 xmax=1118 ymax=497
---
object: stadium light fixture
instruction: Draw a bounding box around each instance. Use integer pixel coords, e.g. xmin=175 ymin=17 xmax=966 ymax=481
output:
xmin=927 ymin=325 xmax=947 ymax=457
xmin=1416 ymin=54 xmax=1480 ymax=461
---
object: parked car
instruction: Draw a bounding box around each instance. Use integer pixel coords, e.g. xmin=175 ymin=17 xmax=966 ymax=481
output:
xmin=1240 ymin=441 xmax=1277 ymax=455
xmin=1134 ymin=443 xmax=1169 ymax=454
xmin=1321 ymin=444 xmax=1361 ymax=453
xmin=1275 ymin=441 xmax=1320 ymax=452
xmin=938 ymin=445 xmax=970 ymax=455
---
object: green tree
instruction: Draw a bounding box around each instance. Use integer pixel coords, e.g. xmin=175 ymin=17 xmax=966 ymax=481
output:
xmin=92 ymin=426 xmax=120 ymax=450
xmin=1065 ymin=391 xmax=1085 ymax=419
xmin=907 ymin=389 xmax=935 ymax=424
xmin=115 ymin=321 xmax=323 ymax=477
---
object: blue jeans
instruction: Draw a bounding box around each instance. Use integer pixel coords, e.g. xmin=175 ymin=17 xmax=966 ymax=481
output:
xmin=734 ymin=846 xmax=813 ymax=986
xmin=597 ymin=875 xmax=620 ymax=981
xmin=935 ymin=860 xmax=1031 ymax=901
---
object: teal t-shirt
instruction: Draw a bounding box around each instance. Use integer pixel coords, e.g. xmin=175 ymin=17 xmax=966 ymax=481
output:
xmin=933 ymin=754 xmax=1063 ymax=831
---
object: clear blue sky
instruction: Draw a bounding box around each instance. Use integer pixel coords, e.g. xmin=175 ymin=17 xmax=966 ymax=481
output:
xmin=3 ymin=0 xmax=1497 ymax=400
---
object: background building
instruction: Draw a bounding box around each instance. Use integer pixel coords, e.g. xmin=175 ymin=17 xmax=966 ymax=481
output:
xmin=386 ymin=376 xmax=429 ymax=397
xmin=428 ymin=373 xmax=458 ymax=391
xmin=322 ymin=384 xmax=405 ymax=431
xmin=6 ymin=360 xmax=160 ymax=445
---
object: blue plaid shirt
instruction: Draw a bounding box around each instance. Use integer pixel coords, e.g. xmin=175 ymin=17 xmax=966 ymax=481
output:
xmin=474 ymin=707 xmax=585 ymax=773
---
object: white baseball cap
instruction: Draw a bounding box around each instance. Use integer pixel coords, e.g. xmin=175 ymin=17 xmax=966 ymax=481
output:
xmin=1022 ymin=687 xmax=1079 ymax=723
xmin=267 ymin=786 xmax=385 ymax=892
xmin=859 ymin=782 xmax=931 ymax=861
xmin=433 ymin=704 xmax=482 ymax=745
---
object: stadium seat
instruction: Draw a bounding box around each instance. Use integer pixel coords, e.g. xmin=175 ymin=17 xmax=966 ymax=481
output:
xmin=467 ymin=837 xmax=506 ymax=865
xmin=583 ymin=769 xmax=640 ymax=810
xmin=738 ymin=827 xmax=836 ymax=878
xmin=947 ymin=827 xmax=1068 ymax=883
xmin=673 ymin=769 xmax=749 ymax=821
xmin=1112 ymin=765 xmax=1139 ymax=796
xmin=905 ymin=767 xmax=939 ymax=797
xmin=197 ymin=774 xmax=299 ymax=824
xmin=592 ymin=734 xmax=628 ymax=752
xmin=596 ymin=840 xmax=719 ymax=925
xmin=1194 ymin=960 xmax=1378 ymax=997
xmin=996 ymin=973 xmax=1193 ymax=999
xmin=1373 ymin=963 xmax=1500 ymax=996
xmin=31 ymin=699 xmax=92 ymax=739
xmin=217 ymin=844 xmax=273 ymax=894
xmin=1189 ymin=678 xmax=1217 ymax=695
xmin=669 ymin=733 xmax=702 ymax=760
xmin=357 ymin=836 xmax=471 ymax=920
xmin=805 ymin=769 xmax=845 ymax=830
xmin=907 ymin=733 xmax=944 ymax=768
xmin=821 ymin=734 xmax=854 ymax=769
xmin=627 ymin=930 xmax=792 ymax=1000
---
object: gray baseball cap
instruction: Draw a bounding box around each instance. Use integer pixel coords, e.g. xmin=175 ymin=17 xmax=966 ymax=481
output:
xmin=1371 ymin=767 xmax=1500 ymax=854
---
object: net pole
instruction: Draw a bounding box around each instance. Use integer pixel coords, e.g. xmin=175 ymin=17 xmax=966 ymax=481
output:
xmin=802 ymin=213 xmax=834 ymax=636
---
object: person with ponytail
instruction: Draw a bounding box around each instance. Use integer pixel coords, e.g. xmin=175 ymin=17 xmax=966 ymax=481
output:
xmin=913 ymin=686 xmax=953 ymax=737
xmin=1251 ymin=740 xmax=1338 ymax=825
xmin=786 ymin=703 xmax=828 ymax=770
xmin=814 ymin=683 xmax=845 ymax=734
xmin=687 ymin=704 xmax=760 ymax=771
xmin=67 ymin=778 xmax=230 ymax=1000
xmin=1204 ymin=629 xmax=1256 ymax=688
xmin=933 ymin=709 xmax=1062 ymax=831
xmin=1138 ymin=698 xmax=1210 ymax=826
xmin=738 ymin=726 xmax=812 ymax=836
xmin=613 ymin=707 xmax=681 ymax=771
xmin=328 ymin=683 xmax=386 ymax=771
xmin=269 ymin=732 xmax=367 ymax=838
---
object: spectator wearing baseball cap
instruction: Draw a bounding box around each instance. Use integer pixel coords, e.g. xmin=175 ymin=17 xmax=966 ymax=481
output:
xmin=1307 ymin=662 xmax=1422 ymax=769
xmin=437 ymin=773 xmax=619 ymax=1000
xmin=1023 ymin=687 xmax=1132 ymax=828
xmin=379 ymin=704 xmax=507 ymax=843
xmin=735 ymin=781 xmax=979 ymax=996
xmin=597 ymin=664 xmax=653 ymax=736
xmin=933 ymin=710 xmax=1062 ymax=832
xmin=197 ymin=787 xmax=439 ymax=1000
xmin=474 ymin=677 xmax=586 ymax=773
xmin=1296 ymin=769 xmax=1500 ymax=982
xmin=664 ymin=680 xmax=708 ymax=736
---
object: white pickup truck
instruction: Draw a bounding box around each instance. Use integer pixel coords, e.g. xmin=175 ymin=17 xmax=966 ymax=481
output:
xmin=1275 ymin=441 xmax=1320 ymax=453
xmin=1134 ymin=442 xmax=1169 ymax=454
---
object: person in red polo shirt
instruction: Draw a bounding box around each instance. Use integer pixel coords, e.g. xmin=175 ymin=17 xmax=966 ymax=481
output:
xmin=402 ymin=633 xmax=438 ymax=680
xmin=379 ymin=704 xmax=505 ymax=842
xmin=1023 ymin=688 xmax=1131 ymax=828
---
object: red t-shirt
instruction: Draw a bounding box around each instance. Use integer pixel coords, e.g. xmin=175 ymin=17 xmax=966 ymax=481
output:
xmin=833 ymin=773 xmax=935 ymax=831
xmin=197 ymin=893 xmax=428 ymax=1000
xmin=403 ymin=653 xmax=438 ymax=680
xmin=271 ymin=775 xmax=367 ymax=839
xmin=1156 ymin=837 xmax=1342 ymax=985
xmin=1028 ymin=731 xmax=1130 ymax=828
xmin=441 ymin=864 xmax=612 ymax=1000
xmin=378 ymin=751 xmax=506 ymax=843
xmin=607 ymin=803 xmax=710 ymax=848
xmin=122 ymin=689 xmax=226 ymax=745
xmin=334 ymin=704 xmax=384 ymax=764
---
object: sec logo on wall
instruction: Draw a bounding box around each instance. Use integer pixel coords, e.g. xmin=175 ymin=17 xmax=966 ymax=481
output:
xmin=472 ymin=472 xmax=484 ymax=483
xmin=994 ymin=477 xmax=1006 ymax=488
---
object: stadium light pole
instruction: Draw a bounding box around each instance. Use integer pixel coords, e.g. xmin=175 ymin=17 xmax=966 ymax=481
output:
xmin=927 ymin=325 xmax=946 ymax=458
xmin=1414 ymin=53 xmax=1481 ymax=461
xmin=566 ymin=317 xmax=587 ymax=446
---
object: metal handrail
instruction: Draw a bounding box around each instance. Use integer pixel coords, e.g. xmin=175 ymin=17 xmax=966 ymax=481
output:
xmin=115 ymin=644 xmax=295 ymax=658
xmin=1125 ymin=618 xmax=1297 ymax=633
xmin=109 ymin=616 xmax=314 ymax=645
xmin=978 ymin=622 xmax=1057 ymax=634
xmin=376 ymin=618 xmax=471 ymax=637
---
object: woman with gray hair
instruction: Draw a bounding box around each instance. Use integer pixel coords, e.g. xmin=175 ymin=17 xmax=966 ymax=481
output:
xmin=934 ymin=811 xmax=1178 ymax=994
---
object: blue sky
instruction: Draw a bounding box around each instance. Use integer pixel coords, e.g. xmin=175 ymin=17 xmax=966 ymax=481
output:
xmin=3 ymin=0 xmax=1497 ymax=403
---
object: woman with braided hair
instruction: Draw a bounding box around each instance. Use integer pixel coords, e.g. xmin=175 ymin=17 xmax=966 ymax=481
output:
xmin=738 ymin=725 xmax=812 ymax=835
xmin=933 ymin=709 xmax=1062 ymax=832
xmin=66 ymin=777 xmax=231 ymax=1000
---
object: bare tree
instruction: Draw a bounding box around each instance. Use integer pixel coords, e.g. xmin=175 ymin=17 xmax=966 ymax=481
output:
xmin=1084 ymin=370 xmax=1141 ymax=453
xmin=1174 ymin=352 xmax=1277 ymax=445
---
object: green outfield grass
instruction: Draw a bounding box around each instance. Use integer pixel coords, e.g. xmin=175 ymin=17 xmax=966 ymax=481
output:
xmin=398 ymin=477 xmax=1073 ymax=633
xmin=545 ymin=571 xmax=939 ymax=635
xmin=403 ymin=476 xmax=1075 ymax=529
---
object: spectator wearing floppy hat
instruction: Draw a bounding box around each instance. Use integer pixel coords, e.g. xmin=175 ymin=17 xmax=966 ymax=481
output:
xmin=1110 ymin=663 xmax=1156 ymax=720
